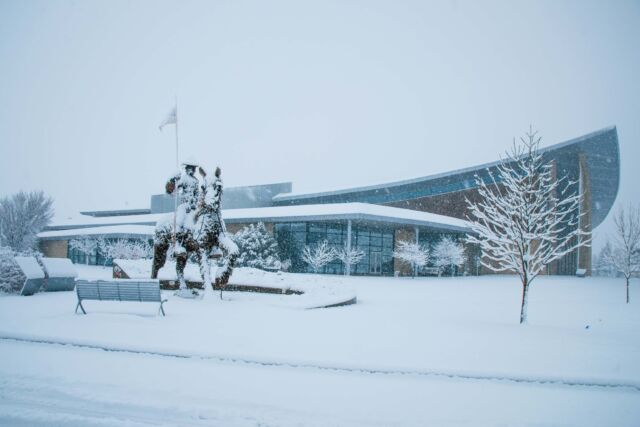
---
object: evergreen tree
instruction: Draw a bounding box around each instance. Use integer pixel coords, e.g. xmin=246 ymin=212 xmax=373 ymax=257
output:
xmin=233 ymin=222 xmax=281 ymax=271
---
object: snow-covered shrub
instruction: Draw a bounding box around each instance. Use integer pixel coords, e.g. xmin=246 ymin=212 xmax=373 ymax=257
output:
xmin=393 ymin=240 xmax=429 ymax=278
xmin=233 ymin=223 xmax=281 ymax=271
xmin=280 ymin=259 xmax=292 ymax=272
xmin=0 ymin=190 xmax=54 ymax=251
xmin=336 ymin=245 xmax=365 ymax=276
xmin=0 ymin=246 xmax=43 ymax=293
xmin=302 ymin=241 xmax=336 ymax=273
xmin=69 ymin=236 xmax=102 ymax=265
xmin=593 ymin=241 xmax=617 ymax=278
xmin=99 ymin=239 xmax=153 ymax=263
xmin=0 ymin=246 xmax=24 ymax=293
xmin=432 ymin=237 xmax=467 ymax=276
xmin=466 ymin=128 xmax=589 ymax=323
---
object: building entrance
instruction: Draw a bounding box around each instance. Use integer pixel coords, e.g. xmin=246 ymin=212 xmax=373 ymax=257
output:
xmin=369 ymin=252 xmax=382 ymax=275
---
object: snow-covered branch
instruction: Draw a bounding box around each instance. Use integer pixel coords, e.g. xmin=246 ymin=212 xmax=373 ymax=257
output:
xmin=336 ymin=245 xmax=365 ymax=275
xmin=432 ymin=237 xmax=466 ymax=276
xmin=393 ymin=240 xmax=429 ymax=278
xmin=99 ymin=239 xmax=153 ymax=264
xmin=0 ymin=191 xmax=54 ymax=251
xmin=465 ymin=128 xmax=590 ymax=323
xmin=603 ymin=205 xmax=640 ymax=303
xmin=69 ymin=237 xmax=102 ymax=265
xmin=302 ymin=241 xmax=336 ymax=273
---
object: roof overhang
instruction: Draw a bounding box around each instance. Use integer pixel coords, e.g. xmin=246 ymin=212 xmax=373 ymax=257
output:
xmin=272 ymin=127 xmax=620 ymax=228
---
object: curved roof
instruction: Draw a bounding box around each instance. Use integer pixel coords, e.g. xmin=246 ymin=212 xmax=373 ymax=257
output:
xmin=273 ymin=127 xmax=620 ymax=228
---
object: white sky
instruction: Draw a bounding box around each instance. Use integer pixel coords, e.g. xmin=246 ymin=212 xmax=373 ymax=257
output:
xmin=1 ymin=0 xmax=639 ymax=247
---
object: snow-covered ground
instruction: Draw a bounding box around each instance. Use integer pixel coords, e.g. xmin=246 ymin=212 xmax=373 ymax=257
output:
xmin=1 ymin=268 xmax=639 ymax=426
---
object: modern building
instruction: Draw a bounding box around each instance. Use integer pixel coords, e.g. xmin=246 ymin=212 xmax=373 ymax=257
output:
xmin=39 ymin=126 xmax=620 ymax=276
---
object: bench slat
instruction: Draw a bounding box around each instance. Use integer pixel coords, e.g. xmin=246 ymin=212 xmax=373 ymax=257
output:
xmin=76 ymin=280 xmax=162 ymax=303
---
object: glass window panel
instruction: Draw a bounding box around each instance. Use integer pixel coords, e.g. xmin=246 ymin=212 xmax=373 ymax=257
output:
xmin=309 ymin=223 xmax=325 ymax=232
xmin=358 ymin=234 xmax=369 ymax=246
xmin=291 ymin=223 xmax=306 ymax=232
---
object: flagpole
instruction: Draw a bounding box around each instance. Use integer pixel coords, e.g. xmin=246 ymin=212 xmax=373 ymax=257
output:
xmin=173 ymin=96 xmax=179 ymax=250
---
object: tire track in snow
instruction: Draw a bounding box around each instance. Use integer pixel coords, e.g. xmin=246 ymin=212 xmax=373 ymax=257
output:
xmin=1 ymin=334 xmax=638 ymax=393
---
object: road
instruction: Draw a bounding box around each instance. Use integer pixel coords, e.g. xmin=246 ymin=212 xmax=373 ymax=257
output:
xmin=1 ymin=339 xmax=639 ymax=426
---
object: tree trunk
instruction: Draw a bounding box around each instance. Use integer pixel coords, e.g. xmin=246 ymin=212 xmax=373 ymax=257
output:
xmin=627 ymin=276 xmax=630 ymax=304
xmin=519 ymin=280 xmax=529 ymax=324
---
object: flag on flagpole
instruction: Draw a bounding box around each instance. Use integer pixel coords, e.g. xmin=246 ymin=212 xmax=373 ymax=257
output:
xmin=159 ymin=106 xmax=177 ymax=131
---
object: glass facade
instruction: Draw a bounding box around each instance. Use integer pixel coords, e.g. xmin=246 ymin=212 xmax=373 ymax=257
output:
xmin=67 ymin=238 xmax=153 ymax=266
xmin=274 ymin=222 xmax=394 ymax=275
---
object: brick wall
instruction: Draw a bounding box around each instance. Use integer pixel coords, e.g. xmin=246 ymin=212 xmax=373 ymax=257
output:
xmin=39 ymin=240 xmax=68 ymax=258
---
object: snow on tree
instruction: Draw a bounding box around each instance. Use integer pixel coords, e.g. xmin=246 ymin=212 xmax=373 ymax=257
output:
xmin=280 ymin=259 xmax=292 ymax=272
xmin=99 ymin=239 xmax=153 ymax=264
xmin=466 ymin=128 xmax=589 ymax=324
xmin=0 ymin=191 xmax=54 ymax=251
xmin=0 ymin=246 xmax=42 ymax=293
xmin=336 ymin=245 xmax=365 ymax=276
xmin=593 ymin=241 xmax=616 ymax=277
xmin=69 ymin=236 xmax=102 ymax=265
xmin=0 ymin=246 xmax=25 ymax=293
xmin=603 ymin=205 xmax=640 ymax=303
xmin=393 ymin=240 xmax=429 ymax=278
xmin=233 ymin=222 xmax=281 ymax=271
xmin=432 ymin=236 xmax=467 ymax=276
xmin=302 ymin=240 xmax=336 ymax=273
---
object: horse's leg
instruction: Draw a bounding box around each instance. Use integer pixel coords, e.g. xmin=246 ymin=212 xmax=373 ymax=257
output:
xmin=197 ymin=245 xmax=211 ymax=291
xmin=151 ymin=232 xmax=170 ymax=279
xmin=175 ymin=252 xmax=188 ymax=290
xmin=215 ymin=232 xmax=238 ymax=287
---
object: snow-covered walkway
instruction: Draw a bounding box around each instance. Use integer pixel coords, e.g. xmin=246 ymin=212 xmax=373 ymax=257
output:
xmin=1 ymin=339 xmax=638 ymax=427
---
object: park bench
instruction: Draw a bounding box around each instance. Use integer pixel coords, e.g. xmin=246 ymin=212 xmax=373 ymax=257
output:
xmin=75 ymin=279 xmax=168 ymax=316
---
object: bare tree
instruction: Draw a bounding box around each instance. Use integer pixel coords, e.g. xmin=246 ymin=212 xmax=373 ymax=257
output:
xmin=433 ymin=237 xmax=467 ymax=276
xmin=0 ymin=191 xmax=54 ymax=251
xmin=603 ymin=205 xmax=640 ymax=303
xmin=466 ymin=128 xmax=589 ymax=324
xmin=69 ymin=236 xmax=102 ymax=265
xmin=302 ymin=241 xmax=336 ymax=273
xmin=393 ymin=240 xmax=429 ymax=278
xmin=336 ymin=245 xmax=365 ymax=276
xmin=99 ymin=239 xmax=153 ymax=264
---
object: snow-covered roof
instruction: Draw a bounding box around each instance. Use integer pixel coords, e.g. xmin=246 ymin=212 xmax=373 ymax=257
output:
xmin=39 ymin=225 xmax=156 ymax=240
xmin=40 ymin=203 xmax=471 ymax=239
xmin=272 ymin=127 xmax=619 ymax=229
xmin=223 ymin=203 xmax=470 ymax=232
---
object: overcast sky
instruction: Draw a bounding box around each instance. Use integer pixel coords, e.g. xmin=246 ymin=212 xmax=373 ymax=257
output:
xmin=0 ymin=0 xmax=638 ymax=246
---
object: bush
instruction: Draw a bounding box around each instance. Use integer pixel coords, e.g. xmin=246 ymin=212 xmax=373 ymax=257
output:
xmin=0 ymin=246 xmax=42 ymax=294
xmin=233 ymin=223 xmax=281 ymax=271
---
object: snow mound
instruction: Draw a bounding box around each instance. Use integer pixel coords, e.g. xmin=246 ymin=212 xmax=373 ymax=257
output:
xmin=41 ymin=258 xmax=77 ymax=278
xmin=112 ymin=259 xmax=356 ymax=309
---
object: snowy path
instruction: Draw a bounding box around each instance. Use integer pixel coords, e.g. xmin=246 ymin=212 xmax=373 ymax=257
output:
xmin=1 ymin=339 xmax=639 ymax=427
xmin=1 ymin=335 xmax=638 ymax=393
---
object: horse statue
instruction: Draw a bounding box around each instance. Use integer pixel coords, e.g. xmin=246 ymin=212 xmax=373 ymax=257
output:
xmin=151 ymin=166 xmax=238 ymax=296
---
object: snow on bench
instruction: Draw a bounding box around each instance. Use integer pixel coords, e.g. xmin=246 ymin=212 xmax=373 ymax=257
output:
xmin=75 ymin=279 xmax=167 ymax=316
xmin=14 ymin=256 xmax=46 ymax=296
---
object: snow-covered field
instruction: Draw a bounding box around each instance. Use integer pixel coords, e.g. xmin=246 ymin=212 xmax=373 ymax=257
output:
xmin=1 ymin=267 xmax=639 ymax=426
